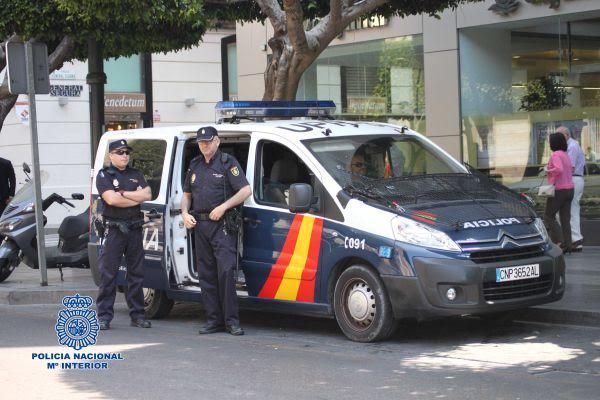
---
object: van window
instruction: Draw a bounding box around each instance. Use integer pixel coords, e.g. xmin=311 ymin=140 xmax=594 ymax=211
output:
xmin=255 ymin=140 xmax=343 ymax=221
xmin=303 ymin=135 xmax=462 ymax=188
xmin=181 ymin=139 xmax=250 ymax=185
xmin=255 ymin=141 xmax=312 ymax=207
xmin=102 ymin=139 xmax=167 ymax=201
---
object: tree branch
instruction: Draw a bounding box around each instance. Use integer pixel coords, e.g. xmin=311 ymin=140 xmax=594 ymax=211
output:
xmin=255 ymin=0 xmax=286 ymax=35
xmin=342 ymin=0 xmax=389 ymax=25
xmin=283 ymin=0 xmax=308 ymax=53
xmin=48 ymin=35 xmax=74 ymax=72
xmin=331 ymin=0 xmax=343 ymax=24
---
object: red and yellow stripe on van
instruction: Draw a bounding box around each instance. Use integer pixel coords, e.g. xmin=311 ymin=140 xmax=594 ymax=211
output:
xmin=258 ymin=214 xmax=324 ymax=302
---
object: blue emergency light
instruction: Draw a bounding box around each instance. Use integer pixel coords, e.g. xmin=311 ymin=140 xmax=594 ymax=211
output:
xmin=215 ymin=100 xmax=336 ymax=123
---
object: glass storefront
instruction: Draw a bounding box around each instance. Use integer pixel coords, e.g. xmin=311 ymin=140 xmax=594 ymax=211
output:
xmin=460 ymin=18 xmax=600 ymax=219
xmin=297 ymin=35 xmax=425 ymax=131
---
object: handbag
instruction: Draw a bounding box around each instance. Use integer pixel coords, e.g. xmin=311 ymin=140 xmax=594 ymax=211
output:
xmin=538 ymin=183 xmax=555 ymax=197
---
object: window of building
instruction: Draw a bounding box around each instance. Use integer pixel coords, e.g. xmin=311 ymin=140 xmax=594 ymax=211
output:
xmin=222 ymin=35 xmax=238 ymax=100
xmin=460 ymin=18 xmax=600 ymax=219
xmin=297 ymin=36 xmax=425 ymax=131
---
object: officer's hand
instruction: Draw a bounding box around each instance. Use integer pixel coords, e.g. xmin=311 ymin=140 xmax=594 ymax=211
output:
xmin=209 ymin=205 xmax=227 ymax=221
xmin=182 ymin=213 xmax=196 ymax=229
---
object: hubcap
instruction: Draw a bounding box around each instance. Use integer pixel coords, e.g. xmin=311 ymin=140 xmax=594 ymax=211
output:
xmin=143 ymin=288 xmax=155 ymax=308
xmin=342 ymin=278 xmax=376 ymax=330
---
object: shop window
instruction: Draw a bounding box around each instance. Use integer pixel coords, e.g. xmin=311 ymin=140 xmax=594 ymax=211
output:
xmin=297 ymin=36 xmax=425 ymax=131
xmin=460 ymin=18 xmax=600 ymax=219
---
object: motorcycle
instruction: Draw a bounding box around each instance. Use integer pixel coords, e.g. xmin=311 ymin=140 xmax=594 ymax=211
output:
xmin=0 ymin=163 xmax=89 ymax=283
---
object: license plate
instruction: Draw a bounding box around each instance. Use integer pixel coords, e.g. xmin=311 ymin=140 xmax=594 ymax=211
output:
xmin=495 ymin=264 xmax=540 ymax=283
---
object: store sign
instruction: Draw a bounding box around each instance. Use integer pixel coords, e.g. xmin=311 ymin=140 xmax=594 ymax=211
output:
xmin=49 ymin=85 xmax=83 ymax=97
xmin=104 ymin=93 xmax=146 ymax=113
xmin=50 ymin=70 xmax=77 ymax=80
xmin=14 ymin=101 xmax=29 ymax=125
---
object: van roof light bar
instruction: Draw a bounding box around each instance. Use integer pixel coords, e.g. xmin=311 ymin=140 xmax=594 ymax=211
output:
xmin=215 ymin=100 xmax=336 ymax=123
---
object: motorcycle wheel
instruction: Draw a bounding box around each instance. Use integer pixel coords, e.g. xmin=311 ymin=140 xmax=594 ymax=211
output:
xmin=0 ymin=259 xmax=16 ymax=283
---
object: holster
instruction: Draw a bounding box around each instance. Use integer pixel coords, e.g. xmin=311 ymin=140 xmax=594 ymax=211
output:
xmin=224 ymin=208 xmax=242 ymax=235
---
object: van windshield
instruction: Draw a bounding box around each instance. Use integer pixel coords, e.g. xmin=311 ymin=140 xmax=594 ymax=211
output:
xmin=304 ymin=134 xmax=535 ymax=227
xmin=303 ymin=134 xmax=463 ymax=187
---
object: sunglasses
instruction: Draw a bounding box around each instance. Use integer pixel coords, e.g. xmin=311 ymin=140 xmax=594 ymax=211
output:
xmin=352 ymin=162 xmax=366 ymax=168
xmin=112 ymin=150 xmax=131 ymax=156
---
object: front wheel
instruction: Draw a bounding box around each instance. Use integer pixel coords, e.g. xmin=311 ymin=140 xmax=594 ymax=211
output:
xmin=333 ymin=265 xmax=397 ymax=342
xmin=0 ymin=259 xmax=16 ymax=283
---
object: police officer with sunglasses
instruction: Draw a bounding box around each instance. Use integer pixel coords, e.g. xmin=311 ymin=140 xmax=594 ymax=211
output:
xmin=96 ymin=139 xmax=152 ymax=330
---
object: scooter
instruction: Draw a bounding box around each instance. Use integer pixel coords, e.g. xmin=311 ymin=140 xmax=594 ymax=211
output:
xmin=0 ymin=163 xmax=89 ymax=283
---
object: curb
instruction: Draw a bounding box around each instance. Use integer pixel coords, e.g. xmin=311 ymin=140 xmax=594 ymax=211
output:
xmin=515 ymin=307 xmax=600 ymax=327
xmin=0 ymin=289 xmax=128 ymax=306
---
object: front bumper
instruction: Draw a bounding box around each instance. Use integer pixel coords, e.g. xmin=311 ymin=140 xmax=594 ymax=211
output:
xmin=381 ymin=244 xmax=565 ymax=320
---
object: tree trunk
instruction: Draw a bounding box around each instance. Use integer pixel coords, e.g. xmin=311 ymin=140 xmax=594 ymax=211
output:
xmin=0 ymin=95 xmax=18 ymax=132
xmin=263 ymin=34 xmax=318 ymax=101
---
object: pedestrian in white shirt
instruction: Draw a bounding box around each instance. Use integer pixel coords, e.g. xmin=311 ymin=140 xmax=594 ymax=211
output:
xmin=556 ymin=126 xmax=585 ymax=251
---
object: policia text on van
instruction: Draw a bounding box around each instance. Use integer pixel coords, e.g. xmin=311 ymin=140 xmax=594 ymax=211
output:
xmin=88 ymin=101 xmax=565 ymax=342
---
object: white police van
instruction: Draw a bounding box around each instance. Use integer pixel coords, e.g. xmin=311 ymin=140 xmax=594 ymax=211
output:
xmin=89 ymin=101 xmax=565 ymax=342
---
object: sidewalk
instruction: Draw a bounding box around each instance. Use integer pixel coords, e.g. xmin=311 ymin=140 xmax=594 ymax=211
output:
xmin=0 ymin=247 xmax=598 ymax=327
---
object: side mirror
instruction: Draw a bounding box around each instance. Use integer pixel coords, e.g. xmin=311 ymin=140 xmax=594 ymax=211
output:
xmin=289 ymin=183 xmax=313 ymax=213
xmin=22 ymin=162 xmax=31 ymax=174
xmin=71 ymin=193 xmax=84 ymax=200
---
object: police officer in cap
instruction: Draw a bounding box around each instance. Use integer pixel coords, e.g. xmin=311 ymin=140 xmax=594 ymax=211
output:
xmin=182 ymin=126 xmax=251 ymax=336
xmin=96 ymin=139 xmax=152 ymax=330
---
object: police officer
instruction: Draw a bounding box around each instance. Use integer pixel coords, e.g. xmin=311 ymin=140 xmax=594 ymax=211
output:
xmin=181 ymin=126 xmax=251 ymax=336
xmin=96 ymin=139 xmax=152 ymax=330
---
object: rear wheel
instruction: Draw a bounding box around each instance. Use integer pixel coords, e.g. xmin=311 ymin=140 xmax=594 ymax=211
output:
xmin=0 ymin=259 xmax=16 ymax=283
xmin=123 ymin=287 xmax=174 ymax=319
xmin=143 ymin=288 xmax=174 ymax=319
xmin=333 ymin=265 xmax=397 ymax=342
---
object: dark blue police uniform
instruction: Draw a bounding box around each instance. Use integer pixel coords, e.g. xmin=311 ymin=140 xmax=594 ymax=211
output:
xmin=96 ymin=147 xmax=148 ymax=326
xmin=183 ymin=142 xmax=248 ymax=330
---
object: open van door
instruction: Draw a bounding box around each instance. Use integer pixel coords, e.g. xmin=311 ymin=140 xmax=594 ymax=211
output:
xmin=89 ymin=134 xmax=177 ymax=317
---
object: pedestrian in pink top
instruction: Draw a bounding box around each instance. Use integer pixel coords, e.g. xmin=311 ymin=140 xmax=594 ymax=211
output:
xmin=544 ymin=132 xmax=574 ymax=253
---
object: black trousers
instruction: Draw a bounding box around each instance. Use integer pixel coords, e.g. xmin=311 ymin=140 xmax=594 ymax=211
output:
xmin=544 ymin=188 xmax=574 ymax=249
xmin=193 ymin=220 xmax=239 ymax=327
xmin=96 ymin=226 xmax=145 ymax=322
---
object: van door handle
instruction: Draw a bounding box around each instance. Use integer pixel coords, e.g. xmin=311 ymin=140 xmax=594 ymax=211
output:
xmin=146 ymin=209 xmax=162 ymax=220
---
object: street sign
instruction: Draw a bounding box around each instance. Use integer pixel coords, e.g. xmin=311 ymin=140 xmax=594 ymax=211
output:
xmin=6 ymin=42 xmax=50 ymax=95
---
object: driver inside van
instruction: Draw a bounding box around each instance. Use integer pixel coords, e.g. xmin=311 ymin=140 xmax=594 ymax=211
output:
xmin=349 ymin=152 xmax=367 ymax=176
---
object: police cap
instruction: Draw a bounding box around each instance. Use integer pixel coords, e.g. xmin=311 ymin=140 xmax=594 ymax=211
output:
xmin=109 ymin=139 xmax=133 ymax=152
xmin=197 ymin=126 xmax=218 ymax=142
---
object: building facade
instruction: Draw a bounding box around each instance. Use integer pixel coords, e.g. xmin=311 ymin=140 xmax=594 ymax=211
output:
xmin=234 ymin=0 xmax=600 ymax=243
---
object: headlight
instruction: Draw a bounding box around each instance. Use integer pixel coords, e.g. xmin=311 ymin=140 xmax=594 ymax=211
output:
xmin=533 ymin=218 xmax=550 ymax=244
xmin=0 ymin=218 xmax=24 ymax=232
xmin=392 ymin=216 xmax=461 ymax=252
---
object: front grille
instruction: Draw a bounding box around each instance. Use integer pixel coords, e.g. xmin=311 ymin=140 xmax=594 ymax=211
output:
xmin=483 ymin=273 xmax=552 ymax=301
xmin=470 ymin=245 xmax=544 ymax=263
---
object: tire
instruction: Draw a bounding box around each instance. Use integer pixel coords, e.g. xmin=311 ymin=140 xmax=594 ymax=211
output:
xmin=333 ymin=265 xmax=398 ymax=342
xmin=0 ymin=259 xmax=16 ymax=283
xmin=123 ymin=287 xmax=174 ymax=319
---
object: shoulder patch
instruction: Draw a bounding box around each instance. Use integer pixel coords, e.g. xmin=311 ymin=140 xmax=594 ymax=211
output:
xmin=230 ymin=166 xmax=239 ymax=177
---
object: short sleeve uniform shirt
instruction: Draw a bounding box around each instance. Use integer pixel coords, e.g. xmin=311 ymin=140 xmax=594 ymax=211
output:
xmin=183 ymin=150 xmax=248 ymax=212
xmin=96 ymin=166 xmax=148 ymax=219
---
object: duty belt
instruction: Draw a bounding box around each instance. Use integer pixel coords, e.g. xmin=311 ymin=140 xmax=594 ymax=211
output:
xmin=190 ymin=211 xmax=212 ymax=221
xmin=104 ymin=217 xmax=145 ymax=233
